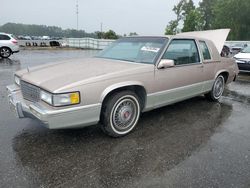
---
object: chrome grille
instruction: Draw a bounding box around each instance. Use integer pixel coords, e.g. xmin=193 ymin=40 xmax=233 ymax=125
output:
xmin=20 ymin=81 xmax=40 ymax=102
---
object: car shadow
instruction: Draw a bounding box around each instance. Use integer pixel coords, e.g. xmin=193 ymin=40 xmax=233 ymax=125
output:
xmin=0 ymin=57 xmax=20 ymax=64
xmin=11 ymin=96 xmax=232 ymax=187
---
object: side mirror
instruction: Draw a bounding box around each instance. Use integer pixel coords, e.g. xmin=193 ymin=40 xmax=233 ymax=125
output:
xmin=158 ymin=59 xmax=175 ymax=69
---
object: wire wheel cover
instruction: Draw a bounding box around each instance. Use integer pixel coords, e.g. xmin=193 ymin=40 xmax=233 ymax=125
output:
xmin=111 ymin=97 xmax=138 ymax=131
xmin=213 ymin=76 xmax=224 ymax=98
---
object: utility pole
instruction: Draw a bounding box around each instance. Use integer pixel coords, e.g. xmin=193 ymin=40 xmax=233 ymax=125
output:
xmin=76 ymin=0 xmax=79 ymax=31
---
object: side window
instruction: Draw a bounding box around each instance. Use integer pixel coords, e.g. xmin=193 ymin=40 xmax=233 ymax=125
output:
xmin=162 ymin=39 xmax=200 ymax=65
xmin=0 ymin=34 xmax=10 ymax=40
xmin=199 ymin=41 xmax=211 ymax=60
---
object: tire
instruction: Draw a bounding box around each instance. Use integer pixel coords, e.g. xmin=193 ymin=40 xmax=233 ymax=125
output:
xmin=0 ymin=47 xmax=12 ymax=58
xmin=101 ymin=91 xmax=141 ymax=137
xmin=205 ymin=75 xmax=225 ymax=101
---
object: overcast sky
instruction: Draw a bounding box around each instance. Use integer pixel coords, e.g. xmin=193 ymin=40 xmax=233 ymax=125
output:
xmin=1 ymin=0 xmax=200 ymax=35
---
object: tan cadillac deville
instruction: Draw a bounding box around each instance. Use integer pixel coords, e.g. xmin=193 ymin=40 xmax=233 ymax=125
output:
xmin=7 ymin=29 xmax=239 ymax=137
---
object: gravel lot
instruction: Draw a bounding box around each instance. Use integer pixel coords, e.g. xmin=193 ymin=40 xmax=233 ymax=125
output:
xmin=0 ymin=50 xmax=250 ymax=188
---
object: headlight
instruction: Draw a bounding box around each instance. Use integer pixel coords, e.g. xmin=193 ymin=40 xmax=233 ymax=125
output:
xmin=40 ymin=90 xmax=80 ymax=107
xmin=53 ymin=92 xmax=80 ymax=106
xmin=40 ymin=90 xmax=53 ymax=105
xmin=14 ymin=75 xmax=20 ymax=86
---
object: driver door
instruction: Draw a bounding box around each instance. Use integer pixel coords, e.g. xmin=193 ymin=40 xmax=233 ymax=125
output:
xmin=152 ymin=39 xmax=204 ymax=108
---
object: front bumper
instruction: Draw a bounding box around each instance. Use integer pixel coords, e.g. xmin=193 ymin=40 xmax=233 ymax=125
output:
xmin=6 ymin=84 xmax=101 ymax=129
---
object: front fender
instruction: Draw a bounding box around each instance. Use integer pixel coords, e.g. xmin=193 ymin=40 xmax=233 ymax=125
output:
xmin=100 ymin=81 xmax=146 ymax=102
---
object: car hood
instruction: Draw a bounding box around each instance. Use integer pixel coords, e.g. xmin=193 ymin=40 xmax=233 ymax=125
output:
xmin=234 ymin=53 xmax=250 ymax=59
xmin=18 ymin=58 xmax=151 ymax=92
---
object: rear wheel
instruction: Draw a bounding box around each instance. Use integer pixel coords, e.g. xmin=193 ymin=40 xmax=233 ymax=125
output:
xmin=205 ymin=75 xmax=225 ymax=101
xmin=101 ymin=91 xmax=141 ymax=137
xmin=0 ymin=47 xmax=12 ymax=58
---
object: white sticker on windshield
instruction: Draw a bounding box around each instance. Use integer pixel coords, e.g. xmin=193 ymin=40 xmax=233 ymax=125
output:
xmin=141 ymin=46 xmax=160 ymax=53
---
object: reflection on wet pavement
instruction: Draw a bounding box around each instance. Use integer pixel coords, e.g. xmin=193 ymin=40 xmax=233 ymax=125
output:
xmin=11 ymin=98 xmax=232 ymax=187
xmin=0 ymin=51 xmax=250 ymax=187
xmin=0 ymin=58 xmax=21 ymax=65
xmin=225 ymin=81 xmax=250 ymax=104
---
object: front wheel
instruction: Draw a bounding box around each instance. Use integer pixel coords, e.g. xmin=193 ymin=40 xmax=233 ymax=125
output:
xmin=0 ymin=47 xmax=12 ymax=58
xmin=205 ymin=75 xmax=225 ymax=101
xmin=101 ymin=91 xmax=141 ymax=137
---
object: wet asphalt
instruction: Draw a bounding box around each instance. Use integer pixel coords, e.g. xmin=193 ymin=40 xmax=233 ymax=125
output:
xmin=0 ymin=50 xmax=250 ymax=188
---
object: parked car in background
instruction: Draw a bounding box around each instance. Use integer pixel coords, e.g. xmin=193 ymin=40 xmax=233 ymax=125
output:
xmin=0 ymin=32 xmax=19 ymax=58
xmin=7 ymin=29 xmax=239 ymax=137
xmin=231 ymin=43 xmax=246 ymax=55
xmin=234 ymin=46 xmax=250 ymax=73
xmin=24 ymin=36 xmax=32 ymax=40
xmin=51 ymin=37 xmax=63 ymax=40
xmin=31 ymin=36 xmax=41 ymax=40
xmin=17 ymin=35 xmax=26 ymax=40
xmin=42 ymin=36 xmax=50 ymax=40
xmin=49 ymin=41 xmax=61 ymax=47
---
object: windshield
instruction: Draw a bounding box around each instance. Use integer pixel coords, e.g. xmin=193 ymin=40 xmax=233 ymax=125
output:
xmin=242 ymin=46 xmax=250 ymax=53
xmin=96 ymin=37 xmax=168 ymax=64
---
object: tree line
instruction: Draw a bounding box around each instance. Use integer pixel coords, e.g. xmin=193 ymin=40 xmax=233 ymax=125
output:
xmin=0 ymin=23 xmax=120 ymax=39
xmin=165 ymin=0 xmax=250 ymax=40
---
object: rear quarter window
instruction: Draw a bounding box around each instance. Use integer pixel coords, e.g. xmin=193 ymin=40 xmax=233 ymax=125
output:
xmin=199 ymin=41 xmax=211 ymax=60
